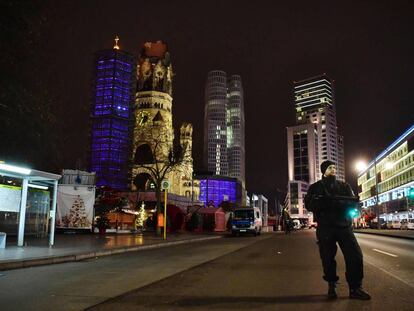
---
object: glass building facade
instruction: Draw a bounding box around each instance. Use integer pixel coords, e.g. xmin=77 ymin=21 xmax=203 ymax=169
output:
xmin=204 ymin=71 xmax=228 ymax=176
xmin=227 ymin=75 xmax=245 ymax=185
xmin=204 ymin=71 xmax=245 ymax=187
xmin=197 ymin=175 xmax=242 ymax=207
xmin=90 ymin=48 xmax=136 ymax=190
xmin=358 ymin=124 xmax=414 ymax=213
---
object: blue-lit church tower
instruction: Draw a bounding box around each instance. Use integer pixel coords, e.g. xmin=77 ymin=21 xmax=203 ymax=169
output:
xmin=89 ymin=37 xmax=136 ymax=190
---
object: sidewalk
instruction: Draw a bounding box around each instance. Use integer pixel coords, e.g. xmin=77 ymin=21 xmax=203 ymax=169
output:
xmin=354 ymin=228 xmax=414 ymax=240
xmin=0 ymin=232 xmax=224 ymax=271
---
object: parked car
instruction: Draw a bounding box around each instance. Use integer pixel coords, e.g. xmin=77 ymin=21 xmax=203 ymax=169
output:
xmin=369 ymin=219 xmax=386 ymax=229
xmin=401 ymin=219 xmax=414 ymax=230
xmin=390 ymin=220 xmax=401 ymax=229
xmin=408 ymin=219 xmax=414 ymax=230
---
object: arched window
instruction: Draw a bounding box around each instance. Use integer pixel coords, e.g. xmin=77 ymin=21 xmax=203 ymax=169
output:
xmin=134 ymin=144 xmax=154 ymax=164
xmin=133 ymin=173 xmax=153 ymax=191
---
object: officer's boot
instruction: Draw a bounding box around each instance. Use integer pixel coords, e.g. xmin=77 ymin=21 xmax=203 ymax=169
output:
xmin=349 ymin=287 xmax=371 ymax=300
xmin=328 ymin=282 xmax=337 ymax=299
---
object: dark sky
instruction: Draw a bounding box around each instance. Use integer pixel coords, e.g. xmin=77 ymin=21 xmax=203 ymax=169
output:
xmin=35 ymin=0 xmax=414 ymax=203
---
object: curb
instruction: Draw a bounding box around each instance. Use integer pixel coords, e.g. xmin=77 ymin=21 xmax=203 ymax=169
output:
xmin=0 ymin=235 xmax=224 ymax=271
xmin=354 ymin=230 xmax=414 ymax=241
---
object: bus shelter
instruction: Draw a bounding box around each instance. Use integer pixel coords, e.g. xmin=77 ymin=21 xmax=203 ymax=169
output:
xmin=0 ymin=162 xmax=61 ymax=246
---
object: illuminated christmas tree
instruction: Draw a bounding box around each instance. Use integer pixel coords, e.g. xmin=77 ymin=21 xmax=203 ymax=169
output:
xmin=63 ymin=195 xmax=91 ymax=228
xmin=136 ymin=202 xmax=147 ymax=229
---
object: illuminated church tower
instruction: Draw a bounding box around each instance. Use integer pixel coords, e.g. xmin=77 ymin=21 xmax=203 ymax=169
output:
xmin=131 ymin=41 xmax=194 ymax=198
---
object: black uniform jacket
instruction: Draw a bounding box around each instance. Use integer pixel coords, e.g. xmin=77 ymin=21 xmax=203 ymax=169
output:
xmin=305 ymin=177 xmax=358 ymax=227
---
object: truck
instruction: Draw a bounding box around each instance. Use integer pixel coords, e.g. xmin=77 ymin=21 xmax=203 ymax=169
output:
xmin=231 ymin=207 xmax=262 ymax=236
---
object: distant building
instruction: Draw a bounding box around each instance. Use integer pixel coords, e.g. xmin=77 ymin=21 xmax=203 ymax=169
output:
xmin=293 ymin=74 xmax=345 ymax=181
xmin=204 ymin=71 xmax=228 ymax=177
xmin=204 ymin=71 xmax=245 ymax=189
xmin=357 ymin=125 xmax=414 ymax=218
xmin=286 ymin=74 xmax=346 ymax=219
xmin=89 ymin=37 xmax=136 ymax=190
xmin=251 ymin=194 xmax=268 ymax=226
xmin=227 ymin=75 xmax=245 ymax=185
xmin=287 ymin=123 xmax=320 ymax=184
xmin=195 ymin=175 xmax=242 ymax=207
xmin=284 ymin=180 xmax=309 ymax=220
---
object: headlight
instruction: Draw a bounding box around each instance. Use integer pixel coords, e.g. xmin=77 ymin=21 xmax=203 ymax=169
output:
xmin=232 ymin=225 xmax=236 ymax=229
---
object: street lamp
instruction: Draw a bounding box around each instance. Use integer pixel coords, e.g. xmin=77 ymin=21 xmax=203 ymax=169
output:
xmin=355 ymin=159 xmax=394 ymax=230
xmin=355 ymin=161 xmax=368 ymax=173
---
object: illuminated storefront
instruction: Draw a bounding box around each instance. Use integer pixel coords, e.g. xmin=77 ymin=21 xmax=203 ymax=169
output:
xmin=357 ymin=124 xmax=414 ymax=217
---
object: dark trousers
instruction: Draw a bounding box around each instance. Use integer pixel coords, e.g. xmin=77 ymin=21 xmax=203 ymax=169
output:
xmin=316 ymin=226 xmax=363 ymax=288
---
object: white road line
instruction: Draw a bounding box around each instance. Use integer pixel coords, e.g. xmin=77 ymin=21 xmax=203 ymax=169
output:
xmin=372 ymin=248 xmax=398 ymax=257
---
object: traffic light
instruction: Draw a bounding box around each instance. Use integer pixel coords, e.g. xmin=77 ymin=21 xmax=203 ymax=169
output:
xmin=408 ymin=188 xmax=414 ymax=207
xmin=349 ymin=208 xmax=359 ymax=218
xmin=408 ymin=187 xmax=414 ymax=199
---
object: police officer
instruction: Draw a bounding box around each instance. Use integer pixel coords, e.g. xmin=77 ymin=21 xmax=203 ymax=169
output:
xmin=305 ymin=160 xmax=371 ymax=300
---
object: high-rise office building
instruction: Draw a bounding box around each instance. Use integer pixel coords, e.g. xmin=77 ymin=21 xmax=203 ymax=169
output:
xmin=204 ymin=71 xmax=245 ymax=189
xmin=204 ymin=71 xmax=228 ymax=177
xmin=227 ymin=75 xmax=246 ymax=185
xmin=286 ymin=74 xmax=345 ymax=220
xmin=287 ymin=123 xmax=320 ymax=184
xmin=89 ymin=37 xmax=136 ymax=190
xmin=293 ymin=74 xmax=345 ymax=181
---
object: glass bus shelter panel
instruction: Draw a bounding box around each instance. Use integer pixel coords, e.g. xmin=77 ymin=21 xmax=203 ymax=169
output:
xmin=24 ymin=188 xmax=50 ymax=238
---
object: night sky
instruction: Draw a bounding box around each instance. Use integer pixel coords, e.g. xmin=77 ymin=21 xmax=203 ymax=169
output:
xmin=28 ymin=0 xmax=414 ymax=204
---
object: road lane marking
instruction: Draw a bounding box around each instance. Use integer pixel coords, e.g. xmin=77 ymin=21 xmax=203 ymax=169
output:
xmin=372 ymin=248 xmax=398 ymax=257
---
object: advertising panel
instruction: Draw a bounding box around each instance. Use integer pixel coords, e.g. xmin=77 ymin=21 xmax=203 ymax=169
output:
xmin=57 ymin=186 xmax=95 ymax=229
xmin=0 ymin=185 xmax=22 ymax=213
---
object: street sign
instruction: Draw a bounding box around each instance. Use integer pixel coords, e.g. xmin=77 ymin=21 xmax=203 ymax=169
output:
xmin=161 ymin=180 xmax=171 ymax=190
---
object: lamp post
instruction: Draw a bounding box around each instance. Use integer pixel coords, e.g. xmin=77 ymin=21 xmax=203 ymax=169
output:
xmin=373 ymin=159 xmax=381 ymax=230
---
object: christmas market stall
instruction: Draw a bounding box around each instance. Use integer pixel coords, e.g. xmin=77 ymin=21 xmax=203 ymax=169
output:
xmin=196 ymin=207 xmax=226 ymax=232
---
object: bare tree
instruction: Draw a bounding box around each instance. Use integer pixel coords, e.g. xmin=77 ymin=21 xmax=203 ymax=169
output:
xmin=132 ymin=122 xmax=190 ymax=232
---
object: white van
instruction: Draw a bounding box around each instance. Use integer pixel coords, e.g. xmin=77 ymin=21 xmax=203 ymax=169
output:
xmin=231 ymin=207 xmax=263 ymax=236
xmin=292 ymin=219 xmax=302 ymax=230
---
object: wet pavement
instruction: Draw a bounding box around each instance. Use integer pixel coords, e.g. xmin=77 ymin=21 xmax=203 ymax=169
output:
xmin=1 ymin=228 xmax=412 ymax=271
xmin=0 ymin=231 xmax=223 ymax=270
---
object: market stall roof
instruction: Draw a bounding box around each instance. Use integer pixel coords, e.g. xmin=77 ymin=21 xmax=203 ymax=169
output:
xmin=197 ymin=207 xmax=224 ymax=214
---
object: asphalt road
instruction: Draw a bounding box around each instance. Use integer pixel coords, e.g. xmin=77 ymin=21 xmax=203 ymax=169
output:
xmin=1 ymin=231 xmax=413 ymax=311
xmin=87 ymin=231 xmax=414 ymax=311
xmin=0 ymin=234 xmax=270 ymax=311
xmin=355 ymin=232 xmax=414 ymax=288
